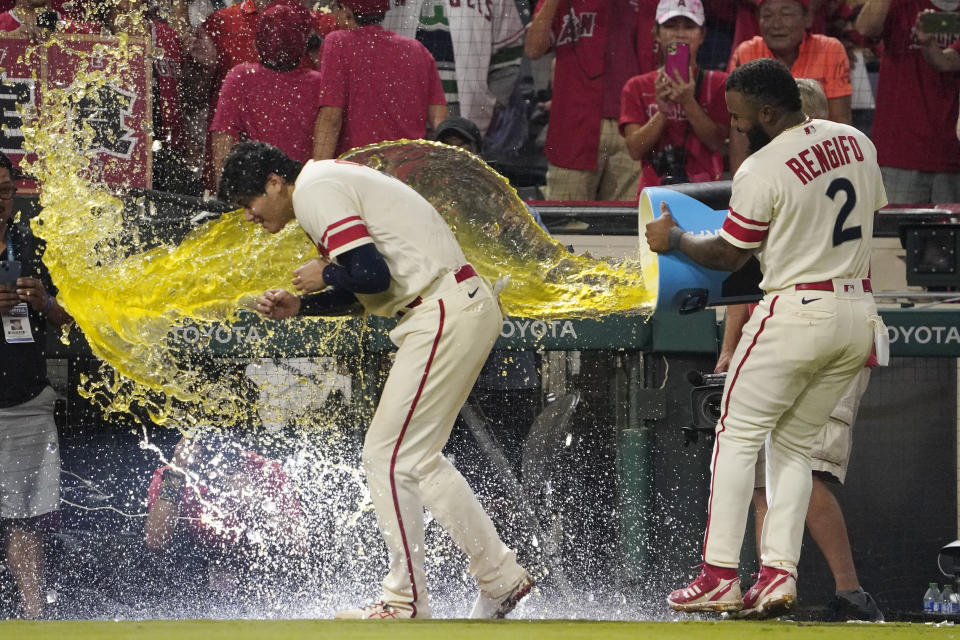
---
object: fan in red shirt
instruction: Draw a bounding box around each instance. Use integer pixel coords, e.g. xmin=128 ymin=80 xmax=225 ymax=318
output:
xmin=0 ymin=0 xmax=97 ymax=34
xmin=525 ymin=0 xmax=651 ymax=202
xmin=185 ymin=0 xmax=338 ymax=191
xmin=210 ymin=1 xmax=323 ymax=180
xmin=855 ymin=0 xmax=960 ymax=204
xmin=312 ymin=0 xmax=448 ymax=159
xmin=145 ymin=435 xmax=304 ymax=554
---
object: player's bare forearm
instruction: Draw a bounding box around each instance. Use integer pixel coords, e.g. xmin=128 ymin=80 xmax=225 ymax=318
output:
xmin=676 ymin=232 xmax=753 ymax=272
xmin=427 ymin=104 xmax=449 ymax=132
xmin=645 ymin=203 xmax=753 ymax=272
xmin=211 ymin=131 xmax=237 ymax=182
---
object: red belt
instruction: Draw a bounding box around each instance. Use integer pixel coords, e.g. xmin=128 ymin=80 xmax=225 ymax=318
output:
xmin=404 ymin=264 xmax=478 ymax=310
xmin=795 ymin=279 xmax=872 ymax=293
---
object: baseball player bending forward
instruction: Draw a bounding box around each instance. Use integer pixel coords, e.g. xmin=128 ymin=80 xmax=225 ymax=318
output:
xmin=645 ymin=58 xmax=886 ymax=619
xmin=218 ymin=141 xmax=534 ymax=619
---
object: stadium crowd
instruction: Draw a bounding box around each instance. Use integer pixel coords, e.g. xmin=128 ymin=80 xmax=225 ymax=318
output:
xmin=0 ymin=0 xmax=958 ymax=621
xmin=0 ymin=0 xmax=955 ymax=205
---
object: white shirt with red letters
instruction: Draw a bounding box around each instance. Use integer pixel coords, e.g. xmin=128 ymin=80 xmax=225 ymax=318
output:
xmin=720 ymin=118 xmax=887 ymax=292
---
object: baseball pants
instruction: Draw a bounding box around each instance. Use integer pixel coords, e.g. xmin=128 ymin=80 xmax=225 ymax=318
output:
xmin=703 ymin=283 xmax=877 ymax=572
xmin=362 ymin=270 xmax=526 ymax=617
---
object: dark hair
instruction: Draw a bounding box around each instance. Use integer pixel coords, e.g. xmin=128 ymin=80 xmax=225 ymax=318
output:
xmin=432 ymin=116 xmax=482 ymax=148
xmin=0 ymin=151 xmax=24 ymax=180
xmin=218 ymin=141 xmax=302 ymax=206
xmin=725 ymin=58 xmax=803 ymax=113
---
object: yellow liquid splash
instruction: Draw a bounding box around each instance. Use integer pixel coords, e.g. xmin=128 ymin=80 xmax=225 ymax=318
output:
xmin=19 ymin=36 xmax=653 ymax=426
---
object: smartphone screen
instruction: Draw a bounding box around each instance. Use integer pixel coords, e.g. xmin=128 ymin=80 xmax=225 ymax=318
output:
xmin=919 ymin=11 xmax=960 ymax=34
xmin=665 ymin=42 xmax=691 ymax=83
xmin=0 ymin=260 xmax=22 ymax=286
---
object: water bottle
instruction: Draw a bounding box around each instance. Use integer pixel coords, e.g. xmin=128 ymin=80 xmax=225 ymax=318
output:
xmin=943 ymin=584 xmax=960 ymax=615
xmin=924 ymin=583 xmax=942 ymax=614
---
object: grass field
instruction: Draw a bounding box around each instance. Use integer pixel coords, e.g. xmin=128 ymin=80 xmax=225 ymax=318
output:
xmin=3 ymin=620 xmax=960 ymax=640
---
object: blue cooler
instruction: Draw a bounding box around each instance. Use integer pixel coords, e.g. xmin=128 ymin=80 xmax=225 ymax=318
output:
xmin=638 ymin=183 xmax=763 ymax=314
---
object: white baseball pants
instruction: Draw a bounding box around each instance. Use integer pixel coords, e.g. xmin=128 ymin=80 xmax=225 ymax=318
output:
xmin=362 ymin=270 xmax=526 ymax=617
xmin=703 ymin=284 xmax=877 ymax=573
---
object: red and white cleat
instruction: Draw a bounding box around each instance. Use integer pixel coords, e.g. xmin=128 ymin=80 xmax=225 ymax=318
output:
xmin=737 ymin=565 xmax=797 ymax=619
xmin=667 ymin=563 xmax=743 ymax=613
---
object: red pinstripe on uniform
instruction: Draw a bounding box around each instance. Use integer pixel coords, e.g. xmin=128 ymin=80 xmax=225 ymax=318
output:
xmin=702 ymin=296 xmax=779 ymax=560
xmin=388 ymin=299 xmax=446 ymax=618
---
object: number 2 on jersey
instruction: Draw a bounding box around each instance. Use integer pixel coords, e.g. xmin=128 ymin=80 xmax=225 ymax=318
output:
xmin=828 ymin=177 xmax=862 ymax=247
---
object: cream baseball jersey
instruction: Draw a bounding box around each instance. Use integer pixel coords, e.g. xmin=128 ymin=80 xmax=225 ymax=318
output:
xmin=293 ymin=159 xmax=468 ymax=316
xmin=720 ymin=119 xmax=887 ymax=292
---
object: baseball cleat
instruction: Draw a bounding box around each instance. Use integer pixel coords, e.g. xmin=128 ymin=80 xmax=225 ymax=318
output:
xmin=470 ymin=572 xmax=535 ymax=619
xmin=334 ymin=601 xmax=425 ymax=620
xmin=667 ymin=563 xmax=743 ymax=613
xmin=736 ymin=565 xmax=797 ymax=619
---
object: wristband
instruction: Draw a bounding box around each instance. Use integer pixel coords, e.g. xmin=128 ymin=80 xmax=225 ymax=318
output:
xmin=667 ymin=226 xmax=687 ymax=252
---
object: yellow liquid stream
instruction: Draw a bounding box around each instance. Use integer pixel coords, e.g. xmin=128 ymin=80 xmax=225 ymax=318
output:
xmin=18 ymin=36 xmax=654 ymax=427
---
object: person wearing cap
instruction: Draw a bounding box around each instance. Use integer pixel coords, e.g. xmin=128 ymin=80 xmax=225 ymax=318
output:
xmin=210 ymin=1 xmax=323 ymax=181
xmin=0 ymin=151 xmax=73 ymax=618
xmin=380 ymin=0 xmax=525 ymax=136
xmin=620 ymin=0 xmax=730 ymax=192
xmin=312 ymin=0 xmax=448 ymax=159
xmin=146 ymin=434 xmax=300 ymax=551
xmin=184 ymin=0 xmax=338 ymax=191
xmin=525 ymin=0 xmax=649 ymax=202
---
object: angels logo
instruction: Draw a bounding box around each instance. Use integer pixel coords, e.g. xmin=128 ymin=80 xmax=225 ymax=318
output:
xmin=557 ymin=10 xmax=597 ymax=46
xmin=0 ymin=72 xmax=36 ymax=153
xmin=69 ymin=84 xmax=139 ymax=158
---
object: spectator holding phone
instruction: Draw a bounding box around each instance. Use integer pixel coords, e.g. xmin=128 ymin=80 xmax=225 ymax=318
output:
xmin=0 ymin=151 xmax=73 ymax=619
xmin=856 ymin=0 xmax=960 ymax=204
xmin=913 ymin=11 xmax=960 ymax=142
xmin=619 ymin=0 xmax=730 ymax=190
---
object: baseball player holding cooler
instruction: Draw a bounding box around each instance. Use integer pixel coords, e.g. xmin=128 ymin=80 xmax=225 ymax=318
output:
xmin=218 ymin=141 xmax=533 ymax=620
xmin=645 ymin=58 xmax=887 ymax=619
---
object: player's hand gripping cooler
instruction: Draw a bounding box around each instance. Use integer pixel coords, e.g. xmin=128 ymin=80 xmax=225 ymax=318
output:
xmin=638 ymin=183 xmax=763 ymax=314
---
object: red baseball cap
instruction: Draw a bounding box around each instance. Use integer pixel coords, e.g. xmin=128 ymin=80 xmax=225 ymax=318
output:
xmin=255 ymin=1 xmax=312 ymax=71
xmin=340 ymin=0 xmax=390 ymax=14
